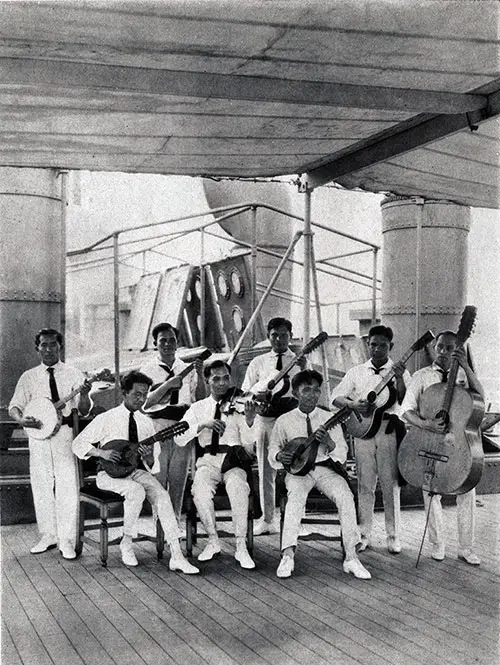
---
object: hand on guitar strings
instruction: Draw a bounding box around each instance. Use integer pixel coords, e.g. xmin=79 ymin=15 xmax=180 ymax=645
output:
xmin=138 ymin=443 xmax=154 ymax=465
xmin=276 ymin=448 xmax=295 ymax=468
xmin=349 ymin=398 xmax=372 ymax=415
xmin=21 ymin=415 xmax=43 ymax=429
xmin=97 ymin=447 xmax=122 ymax=463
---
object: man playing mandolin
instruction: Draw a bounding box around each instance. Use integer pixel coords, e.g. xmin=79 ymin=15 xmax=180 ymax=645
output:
xmin=331 ymin=325 xmax=410 ymax=555
xmin=242 ymin=317 xmax=307 ymax=536
xmin=269 ymin=369 xmax=371 ymax=579
xmin=140 ymin=322 xmax=206 ymax=529
xmin=400 ymin=330 xmax=484 ymax=565
xmin=9 ymin=328 xmax=92 ymax=560
xmin=72 ymin=370 xmax=199 ymax=573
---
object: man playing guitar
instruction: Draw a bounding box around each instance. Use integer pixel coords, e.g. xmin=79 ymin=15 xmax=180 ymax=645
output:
xmin=401 ymin=331 xmax=484 ymax=565
xmin=242 ymin=317 xmax=307 ymax=535
xmin=9 ymin=328 xmax=92 ymax=559
xmin=140 ymin=322 xmax=206 ymax=528
xmin=269 ymin=369 xmax=371 ymax=579
xmin=72 ymin=370 xmax=198 ymax=573
xmin=331 ymin=325 xmax=410 ymax=554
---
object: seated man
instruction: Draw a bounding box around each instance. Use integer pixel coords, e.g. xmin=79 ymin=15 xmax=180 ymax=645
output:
xmin=72 ymin=370 xmax=198 ymax=574
xmin=175 ymin=360 xmax=257 ymax=569
xmin=269 ymin=369 xmax=371 ymax=580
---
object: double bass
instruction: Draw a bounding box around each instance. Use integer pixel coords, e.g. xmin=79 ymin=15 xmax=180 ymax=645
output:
xmin=397 ymin=306 xmax=484 ymax=495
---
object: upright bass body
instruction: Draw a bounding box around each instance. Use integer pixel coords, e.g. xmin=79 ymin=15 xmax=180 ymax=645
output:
xmin=398 ymin=382 xmax=484 ymax=495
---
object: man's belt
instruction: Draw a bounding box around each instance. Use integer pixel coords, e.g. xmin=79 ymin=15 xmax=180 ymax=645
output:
xmin=198 ymin=444 xmax=233 ymax=456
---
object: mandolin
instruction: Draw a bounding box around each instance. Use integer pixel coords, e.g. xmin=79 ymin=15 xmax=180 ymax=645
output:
xmin=398 ymin=306 xmax=484 ymax=495
xmin=23 ymin=368 xmax=114 ymax=440
xmin=251 ymin=331 xmax=329 ymax=417
xmin=282 ymin=407 xmax=351 ymax=476
xmin=143 ymin=348 xmax=212 ymax=418
xmin=344 ymin=330 xmax=435 ymax=439
xmin=100 ymin=421 xmax=189 ymax=478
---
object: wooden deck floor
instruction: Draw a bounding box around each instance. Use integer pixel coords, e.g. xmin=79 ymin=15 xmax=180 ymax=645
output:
xmin=2 ymin=495 xmax=499 ymax=665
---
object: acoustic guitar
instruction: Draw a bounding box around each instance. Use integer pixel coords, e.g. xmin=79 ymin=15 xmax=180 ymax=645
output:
xmin=143 ymin=348 xmax=212 ymax=419
xmin=100 ymin=421 xmax=189 ymax=478
xmin=344 ymin=330 xmax=435 ymax=439
xmin=282 ymin=407 xmax=351 ymax=476
xmin=397 ymin=306 xmax=484 ymax=495
xmin=23 ymin=368 xmax=114 ymax=440
xmin=251 ymin=331 xmax=329 ymax=417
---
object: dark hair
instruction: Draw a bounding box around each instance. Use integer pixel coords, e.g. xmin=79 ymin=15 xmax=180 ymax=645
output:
xmin=368 ymin=325 xmax=393 ymax=342
xmin=152 ymin=322 xmax=179 ymax=344
xmin=35 ymin=328 xmax=64 ymax=347
xmin=292 ymin=369 xmax=323 ymax=391
xmin=120 ymin=370 xmax=153 ymax=392
xmin=267 ymin=317 xmax=292 ymax=334
xmin=435 ymin=330 xmax=457 ymax=344
xmin=203 ymin=359 xmax=232 ymax=379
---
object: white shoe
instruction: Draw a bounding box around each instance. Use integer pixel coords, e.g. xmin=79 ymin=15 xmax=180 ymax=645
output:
xmin=387 ymin=536 xmax=401 ymax=554
xmin=299 ymin=525 xmax=311 ymax=537
xmin=431 ymin=543 xmax=445 ymax=561
xmin=235 ymin=548 xmax=255 ymax=569
xmin=120 ymin=542 xmax=138 ymax=567
xmin=276 ymin=555 xmax=295 ymax=578
xmin=458 ymin=549 xmax=480 ymax=566
xmin=343 ymin=558 xmax=372 ymax=580
xmin=198 ymin=541 xmax=221 ymax=561
xmin=59 ymin=542 xmax=77 ymax=560
xmin=254 ymin=519 xmax=278 ymax=536
xmin=169 ymin=556 xmax=200 ymax=574
xmin=30 ymin=536 xmax=57 ymax=554
xmin=356 ymin=536 xmax=370 ymax=553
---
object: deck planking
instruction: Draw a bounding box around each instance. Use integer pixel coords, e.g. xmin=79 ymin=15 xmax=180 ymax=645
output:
xmin=2 ymin=495 xmax=499 ymax=665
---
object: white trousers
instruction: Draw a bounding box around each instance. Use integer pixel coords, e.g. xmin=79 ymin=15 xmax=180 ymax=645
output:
xmin=29 ymin=426 xmax=79 ymax=547
xmin=354 ymin=428 xmax=401 ymax=541
xmin=256 ymin=416 xmax=277 ymax=523
xmin=423 ymin=488 xmax=475 ymax=550
xmin=192 ymin=464 xmax=250 ymax=539
xmin=97 ymin=469 xmax=180 ymax=543
xmin=151 ymin=417 xmax=192 ymax=525
xmin=282 ymin=466 xmax=360 ymax=559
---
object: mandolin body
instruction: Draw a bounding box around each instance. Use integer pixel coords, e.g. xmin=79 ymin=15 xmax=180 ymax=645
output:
xmin=398 ymin=383 xmax=484 ymax=495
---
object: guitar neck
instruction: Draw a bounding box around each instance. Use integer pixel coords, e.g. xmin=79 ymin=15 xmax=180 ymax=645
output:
xmin=53 ymin=383 xmax=87 ymax=410
xmin=371 ymin=345 xmax=416 ymax=396
xmin=268 ymin=355 xmax=301 ymax=389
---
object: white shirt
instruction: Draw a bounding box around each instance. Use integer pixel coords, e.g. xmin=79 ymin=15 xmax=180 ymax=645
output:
xmin=330 ymin=358 xmax=411 ymax=417
xmin=269 ymin=406 xmax=349 ymax=470
xmin=9 ymin=361 xmax=87 ymax=419
xmin=72 ymin=403 xmax=160 ymax=473
xmin=242 ymin=348 xmax=303 ymax=399
xmin=175 ymin=394 xmax=256 ymax=469
xmin=139 ymin=356 xmax=198 ymax=406
xmin=401 ymin=362 xmax=468 ymax=418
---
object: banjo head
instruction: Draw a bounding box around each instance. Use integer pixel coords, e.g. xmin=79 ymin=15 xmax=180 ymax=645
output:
xmin=23 ymin=397 xmax=60 ymax=440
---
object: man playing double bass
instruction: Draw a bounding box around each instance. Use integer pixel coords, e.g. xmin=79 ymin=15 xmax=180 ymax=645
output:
xmin=401 ymin=331 xmax=484 ymax=565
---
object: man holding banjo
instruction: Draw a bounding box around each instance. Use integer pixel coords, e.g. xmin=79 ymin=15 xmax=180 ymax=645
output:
xmin=9 ymin=328 xmax=92 ymax=560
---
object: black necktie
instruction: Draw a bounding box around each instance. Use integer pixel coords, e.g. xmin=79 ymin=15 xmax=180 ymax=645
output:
xmin=306 ymin=414 xmax=313 ymax=436
xmin=209 ymin=401 xmax=222 ymax=455
xmin=159 ymin=363 xmax=179 ymax=405
xmin=439 ymin=369 xmax=449 ymax=383
xmin=128 ymin=411 xmax=139 ymax=443
xmin=371 ymin=366 xmax=381 ymax=375
xmin=276 ymin=354 xmax=283 ymax=370
xmin=47 ymin=367 xmax=60 ymax=402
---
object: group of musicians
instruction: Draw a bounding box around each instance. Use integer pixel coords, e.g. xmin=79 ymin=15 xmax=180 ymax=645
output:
xmin=9 ymin=315 xmax=484 ymax=577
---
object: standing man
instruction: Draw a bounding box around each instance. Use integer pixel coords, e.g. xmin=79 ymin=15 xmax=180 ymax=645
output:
xmin=242 ymin=317 xmax=306 ymax=535
xmin=269 ymin=369 xmax=371 ymax=579
xmin=140 ymin=322 xmax=205 ymax=527
xmin=331 ymin=325 xmax=410 ymax=554
xmin=401 ymin=331 xmax=483 ymax=565
xmin=72 ymin=370 xmax=199 ymax=573
xmin=9 ymin=328 xmax=92 ymax=559
xmin=175 ymin=360 xmax=257 ymax=569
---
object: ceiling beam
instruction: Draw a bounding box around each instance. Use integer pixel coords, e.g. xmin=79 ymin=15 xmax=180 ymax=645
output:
xmin=0 ymin=57 xmax=488 ymax=115
xmin=304 ymin=103 xmax=498 ymax=190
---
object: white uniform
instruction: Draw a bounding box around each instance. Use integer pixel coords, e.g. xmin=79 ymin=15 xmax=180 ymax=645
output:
xmin=401 ymin=363 xmax=475 ymax=551
xmin=139 ymin=356 xmax=198 ymax=524
xmin=269 ymin=406 xmax=360 ymax=557
xmin=9 ymin=361 xmax=86 ymax=548
xmin=72 ymin=403 xmax=180 ymax=543
xmin=242 ymin=348 xmax=303 ymax=524
xmin=330 ymin=358 xmax=410 ymax=543
xmin=175 ymin=396 xmax=256 ymax=539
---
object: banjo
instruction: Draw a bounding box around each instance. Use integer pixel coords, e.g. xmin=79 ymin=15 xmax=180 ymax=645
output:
xmin=23 ymin=368 xmax=113 ymax=440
